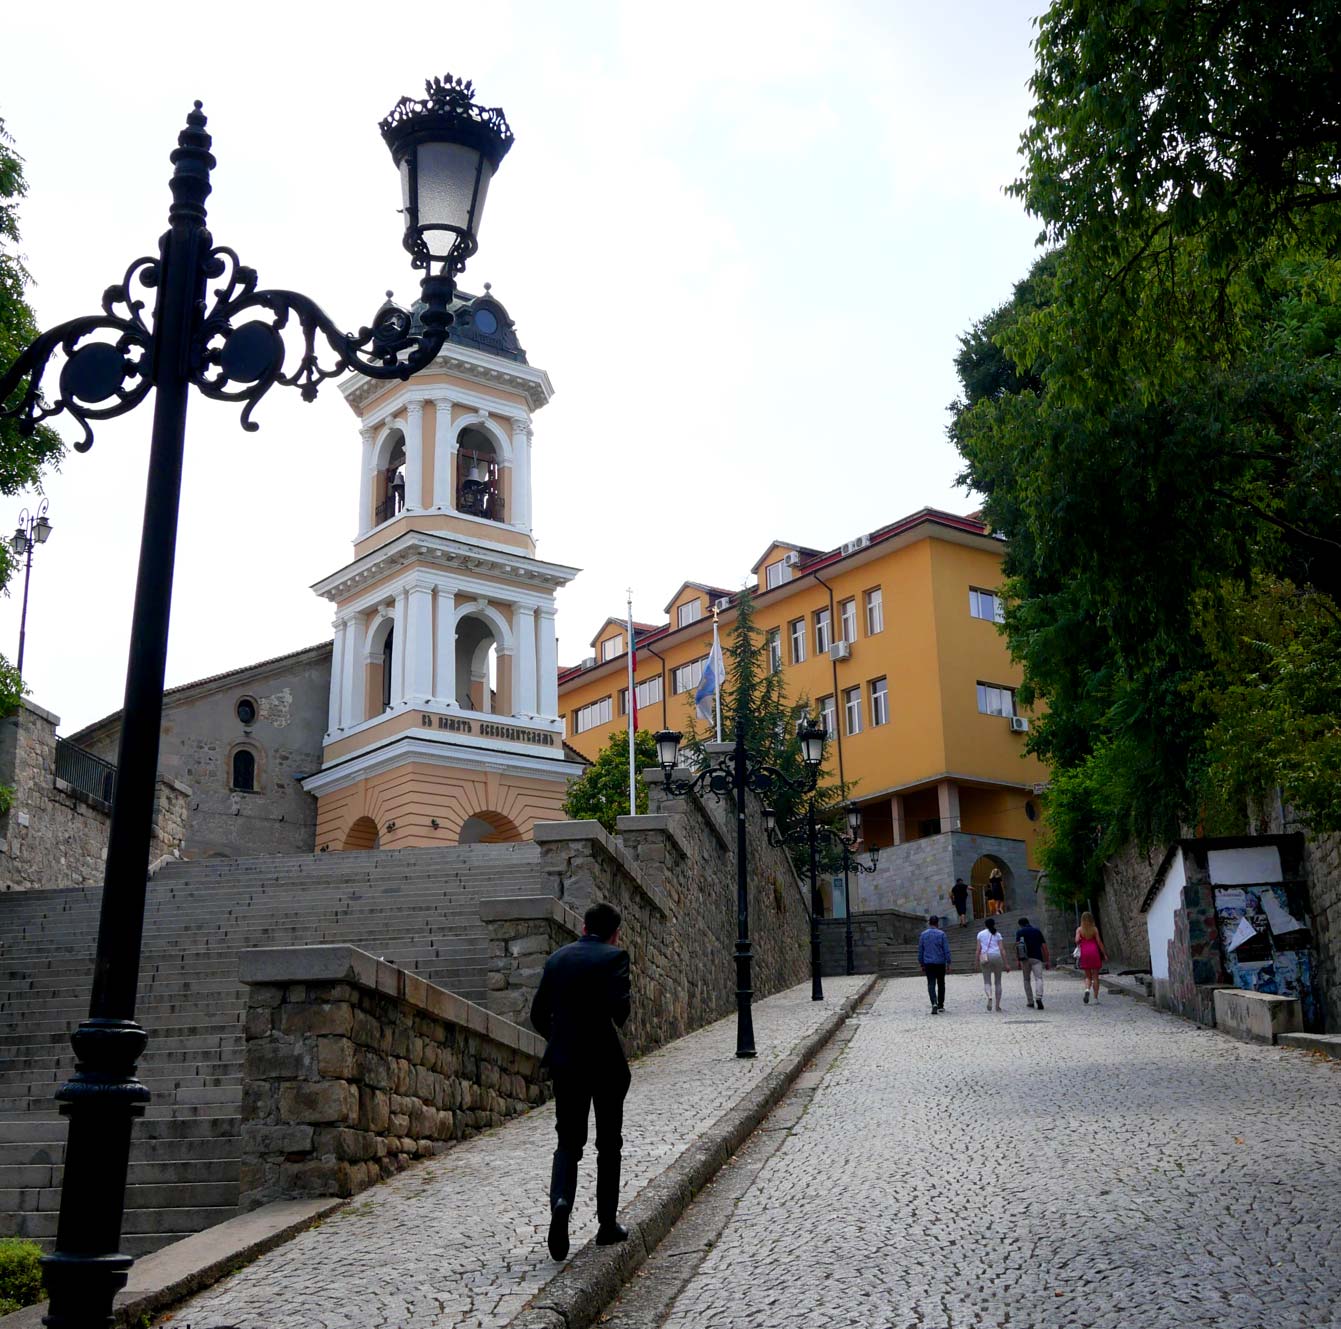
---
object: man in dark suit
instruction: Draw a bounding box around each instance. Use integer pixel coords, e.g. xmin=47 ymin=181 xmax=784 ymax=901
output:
xmin=530 ymin=901 xmax=632 ymax=1261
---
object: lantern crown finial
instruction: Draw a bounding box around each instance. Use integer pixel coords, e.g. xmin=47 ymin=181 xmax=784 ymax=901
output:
xmin=379 ymin=74 xmax=515 ymax=168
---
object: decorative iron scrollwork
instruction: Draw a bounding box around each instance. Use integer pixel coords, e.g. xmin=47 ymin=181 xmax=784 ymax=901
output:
xmin=192 ymin=247 xmax=451 ymax=431
xmin=0 ymin=256 xmax=158 ymax=451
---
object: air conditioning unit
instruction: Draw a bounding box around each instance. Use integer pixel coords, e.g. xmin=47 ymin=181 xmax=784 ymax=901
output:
xmin=713 ymin=596 xmax=732 ymax=611
xmin=581 ymin=655 xmax=597 ymax=669
xmin=783 ymin=551 xmax=800 ymax=567
xmin=841 ymin=534 xmax=871 ymax=556
xmin=1010 ymin=716 xmax=1030 ymax=733
xmin=829 ymin=640 xmax=851 ymax=662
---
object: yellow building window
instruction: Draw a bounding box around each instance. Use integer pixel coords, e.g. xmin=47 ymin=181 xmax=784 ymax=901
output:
xmin=864 ymin=587 xmax=883 ymax=635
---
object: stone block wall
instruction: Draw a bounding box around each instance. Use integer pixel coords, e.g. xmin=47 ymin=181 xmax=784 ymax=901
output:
xmin=479 ymin=895 xmax=582 ymax=1029
xmin=1302 ymin=830 xmax=1341 ymax=1032
xmin=525 ymin=776 xmax=812 ymax=1059
xmin=817 ymin=908 xmax=925 ymax=975
xmin=238 ymin=944 xmax=547 ymax=1210
xmin=1097 ymin=840 xmax=1161 ymax=969
xmin=859 ymin=830 xmax=1034 ymax=919
xmin=0 ymin=699 xmax=190 ymax=891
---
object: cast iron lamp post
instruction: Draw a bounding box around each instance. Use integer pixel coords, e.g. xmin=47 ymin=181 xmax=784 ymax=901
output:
xmin=11 ymin=498 xmax=53 ymax=675
xmin=764 ymin=800 xmax=879 ymax=989
xmin=652 ymin=719 xmax=826 ymax=1055
xmin=0 ymin=73 xmax=512 ymax=1329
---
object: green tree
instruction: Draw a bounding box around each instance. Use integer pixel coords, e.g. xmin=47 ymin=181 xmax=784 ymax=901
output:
xmin=0 ymin=117 xmax=61 ymax=714
xmin=0 ymin=1238 xmax=44 ymax=1315
xmin=684 ymin=588 xmax=851 ymax=875
xmin=562 ymin=728 xmax=658 ymax=834
xmin=950 ymin=2 xmax=1341 ymax=899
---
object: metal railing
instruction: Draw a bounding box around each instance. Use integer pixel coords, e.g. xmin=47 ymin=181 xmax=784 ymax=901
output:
xmin=54 ymin=737 xmax=117 ymax=809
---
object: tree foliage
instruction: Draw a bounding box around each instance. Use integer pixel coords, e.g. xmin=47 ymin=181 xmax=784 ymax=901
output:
xmin=562 ymin=728 xmax=658 ymax=834
xmin=951 ymin=1 xmax=1341 ymax=901
xmin=684 ymin=588 xmax=851 ymax=875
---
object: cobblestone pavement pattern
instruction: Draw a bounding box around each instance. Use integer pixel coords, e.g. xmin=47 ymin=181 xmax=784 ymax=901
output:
xmin=655 ymin=974 xmax=1341 ymax=1329
xmin=170 ymin=976 xmax=868 ymax=1329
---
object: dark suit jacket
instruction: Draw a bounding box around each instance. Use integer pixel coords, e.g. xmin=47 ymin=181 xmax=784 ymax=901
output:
xmin=530 ymin=936 xmax=631 ymax=1079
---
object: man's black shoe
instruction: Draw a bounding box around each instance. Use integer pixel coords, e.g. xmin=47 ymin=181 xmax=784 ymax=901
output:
xmin=1036 ymin=1000 xmax=1044 ymax=1010
xmin=548 ymin=1201 xmax=571 ymax=1261
xmin=595 ymin=1222 xmax=629 ymax=1246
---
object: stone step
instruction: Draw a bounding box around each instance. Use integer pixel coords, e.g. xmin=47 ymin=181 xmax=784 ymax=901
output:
xmin=2 ymin=1201 xmax=240 ymax=1240
xmin=0 ymin=1114 xmax=237 ymax=1144
xmin=0 ymin=1133 xmax=239 ymax=1167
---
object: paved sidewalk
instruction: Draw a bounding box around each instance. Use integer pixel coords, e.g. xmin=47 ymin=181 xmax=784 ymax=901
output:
xmin=168 ymin=976 xmax=868 ymax=1329
xmin=650 ymin=974 xmax=1341 ymax=1329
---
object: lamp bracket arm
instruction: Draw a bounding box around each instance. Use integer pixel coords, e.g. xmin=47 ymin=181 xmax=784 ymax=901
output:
xmin=190 ymin=246 xmax=453 ymax=431
xmin=0 ymin=255 xmax=159 ymax=452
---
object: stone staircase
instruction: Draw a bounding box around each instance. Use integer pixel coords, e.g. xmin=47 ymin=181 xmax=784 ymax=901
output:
xmin=0 ymin=842 xmax=543 ymax=1254
xmin=823 ymin=912 xmax=1014 ymax=976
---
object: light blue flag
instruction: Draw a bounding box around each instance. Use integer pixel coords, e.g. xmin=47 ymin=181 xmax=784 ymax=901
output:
xmin=695 ymin=635 xmax=725 ymax=722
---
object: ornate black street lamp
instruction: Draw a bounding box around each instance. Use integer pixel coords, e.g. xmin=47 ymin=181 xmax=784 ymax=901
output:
xmin=765 ymin=799 xmax=878 ymax=989
xmin=653 ymin=718 xmax=826 ymax=1055
xmin=10 ymin=498 xmax=53 ymax=675
xmin=0 ymin=74 xmax=512 ymax=1329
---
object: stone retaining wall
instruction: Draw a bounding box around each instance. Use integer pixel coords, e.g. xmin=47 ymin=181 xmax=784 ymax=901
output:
xmin=0 ymin=699 xmax=189 ymax=891
xmin=238 ymin=944 xmax=547 ymax=1210
xmin=480 ymin=895 xmax=583 ymax=1030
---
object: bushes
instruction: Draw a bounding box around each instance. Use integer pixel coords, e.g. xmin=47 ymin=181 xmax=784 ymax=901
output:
xmin=0 ymin=1238 xmax=44 ymax=1314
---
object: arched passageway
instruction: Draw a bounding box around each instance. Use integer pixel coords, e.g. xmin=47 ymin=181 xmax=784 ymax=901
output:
xmin=344 ymin=816 xmax=380 ymax=851
xmin=458 ymin=811 xmax=522 ymax=844
xmin=970 ymin=854 xmax=1013 ymax=917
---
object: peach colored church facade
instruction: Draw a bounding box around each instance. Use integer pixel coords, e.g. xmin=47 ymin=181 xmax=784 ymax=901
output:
xmin=303 ymin=292 xmax=584 ymax=850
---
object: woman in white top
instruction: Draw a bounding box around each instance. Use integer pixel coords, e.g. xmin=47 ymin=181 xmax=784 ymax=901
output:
xmin=975 ymin=918 xmax=1011 ymax=1012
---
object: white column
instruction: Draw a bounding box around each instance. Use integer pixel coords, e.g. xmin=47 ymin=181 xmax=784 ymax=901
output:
xmin=513 ymin=603 xmax=538 ymax=715
xmin=327 ymin=618 xmax=346 ymax=731
xmin=403 ymin=401 xmax=424 ymax=510
xmin=357 ymin=428 xmax=375 ymax=535
xmin=406 ymin=580 xmax=434 ymax=704
xmin=937 ymin=781 xmax=961 ymax=833
xmin=511 ymin=417 xmax=531 ymax=530
xmin=390 ymin=591 xmax=407 ymax=706
xmin=432 ymin=396 xmax=455 ymax=509
xmin=434 ymin=587 xmax=457 ymax=704
xmin=537 ymin=606 xmax=558 ymax=716
xmin=340 ymin=616 xmax=361 ymax=727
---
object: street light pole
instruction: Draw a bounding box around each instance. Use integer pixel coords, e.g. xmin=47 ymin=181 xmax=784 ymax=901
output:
xmin=654 ymin=717 xmax=826 ymax=1056
xmin=11 ymin=499 xmax=52 ymax=676
xmin=807 ymin=795 xmax=823 ymax=1001
xmin=0 ymin=77 xmax=513 ymax=1329
xmin=731 ymin=721 xmax=757 ymax=1057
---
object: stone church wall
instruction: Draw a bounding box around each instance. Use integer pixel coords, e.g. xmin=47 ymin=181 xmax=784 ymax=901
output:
xmin=0 ymin=700 xmax=190 ymax=891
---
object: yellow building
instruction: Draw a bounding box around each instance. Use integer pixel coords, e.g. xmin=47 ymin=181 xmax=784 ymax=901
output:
xmin=302 ymin=290 xmax=584 ymax=850
xmin=558 ymin=509 xmax=1049 ymax=917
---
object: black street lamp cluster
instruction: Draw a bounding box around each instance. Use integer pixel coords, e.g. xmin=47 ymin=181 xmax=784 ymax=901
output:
xmin=652 ymin=718 xmax=827 ymax=1058
xmin=10 ymin=498 xmax=53 ymax=675
xmin=0 ymin=74 xmax=512 ymax=1329
xmin=764 ymin=797 xmax=878 ymax=983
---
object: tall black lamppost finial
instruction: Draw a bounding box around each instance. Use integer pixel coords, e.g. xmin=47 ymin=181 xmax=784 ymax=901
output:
xmin=0 ymin=76 xmax=513 ymax=1329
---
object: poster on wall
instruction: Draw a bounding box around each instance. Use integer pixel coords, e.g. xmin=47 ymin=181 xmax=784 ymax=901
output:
xmin=1215 ymin=885 xmax=1320 ymax=1030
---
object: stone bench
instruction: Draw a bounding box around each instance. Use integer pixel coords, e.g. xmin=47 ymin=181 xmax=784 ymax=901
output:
xmin=1212 ymin=988 xmax=1303 ymax=1045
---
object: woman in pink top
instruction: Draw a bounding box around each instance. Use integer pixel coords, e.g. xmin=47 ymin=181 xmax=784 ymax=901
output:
xmin=1075 ymin=911 xmax=1107 ymax=1004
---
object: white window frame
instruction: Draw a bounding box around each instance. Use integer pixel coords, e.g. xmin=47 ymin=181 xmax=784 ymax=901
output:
xmin=765 ymin=559 xmax=787 ymax=589
xmin=970 ymin=588 xmax=1005 ymax=623
xmin=865 ymin=587 xmax=883 ymax=635
xmin=601 ymin=635 xmax=625 ymax=661
xmin=789 ymin=618 xmax=807 ymax=665
xmin=677 ymin=600 xmax=703 ymax=628
xmin=634 ymin=676 xmax=663 ymax=710
xmin=839 ymin=598 xmax=857 ymax=645
xmin=818 ymin=695 xmax=837 ymax=738
xmin=870 ymin=677 xmax=888 ymax=727
xmin=767 ymin=627 xmax=782 ymax=674
xmin=976 ymin=682 xmax=1016 ymax=717
xmin=673 ymin=658 xmax=706 ymax=695
xmin=575 ymin=696 xmax=613 ymax=732
xmin=814 ymin=608 xmax=832 ymax=655
xmin=843 ymin=686 xmax=862 ymax=736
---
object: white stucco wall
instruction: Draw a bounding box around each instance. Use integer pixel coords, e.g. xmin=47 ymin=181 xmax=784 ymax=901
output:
xmin=1146 ymin=849 xmax=1187 ymax=981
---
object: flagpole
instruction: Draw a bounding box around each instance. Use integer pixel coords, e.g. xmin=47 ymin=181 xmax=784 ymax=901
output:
xmin=712 ymin=609 xmax=722 ymax=743
xmin=627 ymin=590 xmax=637 ymax=817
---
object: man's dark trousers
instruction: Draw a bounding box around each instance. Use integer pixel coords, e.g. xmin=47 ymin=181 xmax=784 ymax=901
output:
xmin=925 ymin=964 xmax=946 ymax=1010
xmin=530 ymin=935 xmax=632 ymax=1225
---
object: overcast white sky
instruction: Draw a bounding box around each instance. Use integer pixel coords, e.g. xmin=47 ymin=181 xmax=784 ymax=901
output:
xmin=1 ymin=0 xmax=1044 ymax=733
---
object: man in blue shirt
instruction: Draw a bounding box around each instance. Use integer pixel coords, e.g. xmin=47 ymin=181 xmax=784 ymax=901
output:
xmin=1014 ymin=916 xmax=1051 ymax=1010
xmin=918 ymin=914 xmax=952 ymax=1014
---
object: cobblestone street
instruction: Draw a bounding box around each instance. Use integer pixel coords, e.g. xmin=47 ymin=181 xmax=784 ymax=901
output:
xmin=167 ymin=977 xmax=868 ymax=1329
xmin=643 ymin=974 xmax=1341 ymax=1329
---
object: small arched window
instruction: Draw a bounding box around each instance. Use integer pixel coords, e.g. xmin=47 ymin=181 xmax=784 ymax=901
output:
xmin=232 ymin=748 xmax=256 ymax=792
xmin=381 ymin=627 xmax=395 ymax=711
